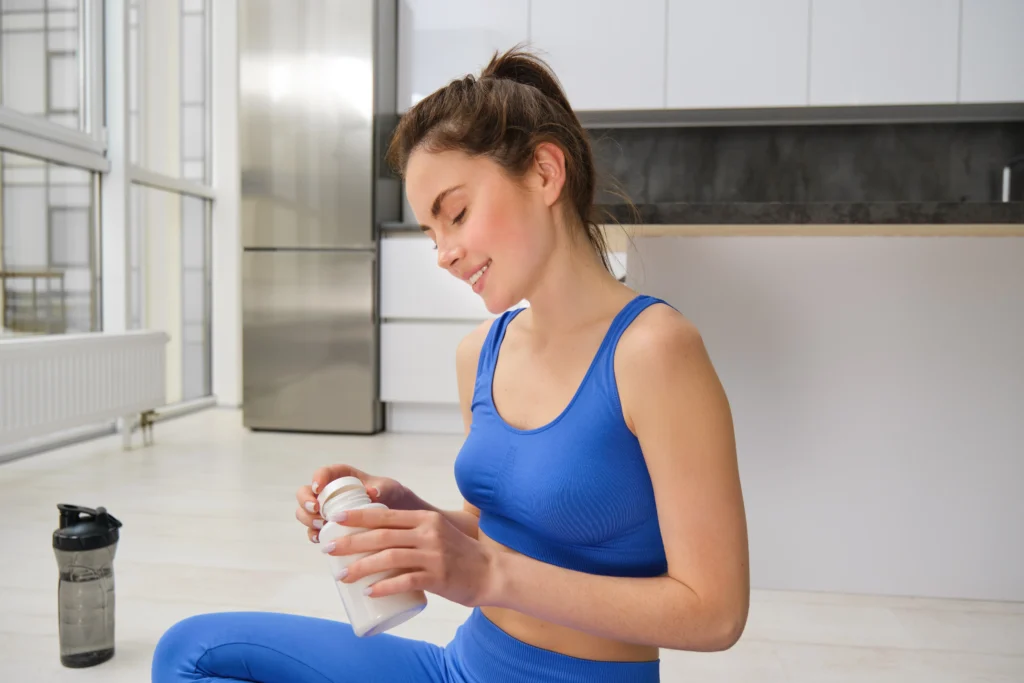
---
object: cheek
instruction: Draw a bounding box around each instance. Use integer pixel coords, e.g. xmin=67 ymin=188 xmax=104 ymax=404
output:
xmin=467 ymin=202 xmax=522 ymax=255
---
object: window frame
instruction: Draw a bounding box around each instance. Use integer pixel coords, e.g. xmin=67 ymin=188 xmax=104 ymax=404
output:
xmin=0 ymin=0 xmax=107 ymax=171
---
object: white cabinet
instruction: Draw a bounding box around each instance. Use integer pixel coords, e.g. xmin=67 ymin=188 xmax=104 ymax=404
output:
xmin=529 ymin=0 xmax=666 ymax=111
xmin=808 ymin=0 xmax=960 ymax=106
xmin=380 ymin=321 xmax=479 ymax=404
xmin=666 ymin=0 xmax=810 ymax=109
xmin=959 ymin=0 xmax=1024 ymax=103
xmin=397 ymin=0 xmax=529 ymax=112
xmin=380 ymin=235 xmax=493 ymax=321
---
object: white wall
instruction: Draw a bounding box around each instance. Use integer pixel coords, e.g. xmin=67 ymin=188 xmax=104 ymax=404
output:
xmin=628 ymin=235 xmax=1024 ymax=602
xmin=211 ymin=0 xmax=241 ymax=407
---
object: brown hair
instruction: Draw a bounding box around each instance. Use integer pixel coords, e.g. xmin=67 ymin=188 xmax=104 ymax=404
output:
xmin=385 ymin=46 xmax=612 ymax=271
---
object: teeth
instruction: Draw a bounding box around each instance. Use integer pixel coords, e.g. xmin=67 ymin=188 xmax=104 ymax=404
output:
xmin=469 ymin=262 xmax=489 ymax=285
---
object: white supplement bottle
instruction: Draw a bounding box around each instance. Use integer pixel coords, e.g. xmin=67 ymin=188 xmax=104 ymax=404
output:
xmin=316 ymin=476 xmax=427 ymax=637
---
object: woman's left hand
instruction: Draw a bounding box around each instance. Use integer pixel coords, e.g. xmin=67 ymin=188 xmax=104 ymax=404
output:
xmin=321 ymin=507 xmax=497 ymax=607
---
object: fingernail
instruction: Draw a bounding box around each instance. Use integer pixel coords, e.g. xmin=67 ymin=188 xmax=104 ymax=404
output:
xmin=368 ymin=486 xmax=380 ymax=498
xmin=335 ymin=567 xmax=348 ymax=581
xmin=363 ymin=587 xmax=373 ymax=597
xmin=310 ymin=533 xmax=319 ymax=544
xmin=304 ymin=501 xmax=317 ymax=514
xmin=312 ymin=519 xmax=324 ymax=529
xmin=327 ymin=510 xmax=347 ymax=523
xmin=321 ymin=541 xmax=336 ymax=554
xmin=312 ymin=481 xmax=319 ymax=494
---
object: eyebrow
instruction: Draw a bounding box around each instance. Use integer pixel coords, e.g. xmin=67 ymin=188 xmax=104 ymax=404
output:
xmin=430 ymin=185 xmax=464 ymax=219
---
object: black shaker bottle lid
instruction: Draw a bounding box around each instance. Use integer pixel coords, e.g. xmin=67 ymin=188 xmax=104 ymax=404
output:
xmin=53 ymin=504 xmax=122 ymax=552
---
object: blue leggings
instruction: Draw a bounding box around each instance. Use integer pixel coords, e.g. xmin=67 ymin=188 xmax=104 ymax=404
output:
xmin=152 ymin=607 xmax=659 ymax=683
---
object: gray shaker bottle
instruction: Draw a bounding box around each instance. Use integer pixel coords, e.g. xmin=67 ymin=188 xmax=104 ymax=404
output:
xmin=52 ymin=504 xmax=122 ymax=668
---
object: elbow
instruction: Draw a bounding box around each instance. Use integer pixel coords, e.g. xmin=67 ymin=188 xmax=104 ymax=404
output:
xmin=708 ymin=611 xmax=747 ymax=651
xmin=670 ymin=603 xmax=748 ymax=652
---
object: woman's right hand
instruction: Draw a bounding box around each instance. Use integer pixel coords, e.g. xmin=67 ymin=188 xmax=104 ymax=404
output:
xmin=295 ymin=465 xmax=418 ymax=544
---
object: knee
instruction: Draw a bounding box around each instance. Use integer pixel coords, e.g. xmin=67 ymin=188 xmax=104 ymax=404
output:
xmin=151 ymin=613 xmax=222 ymax=683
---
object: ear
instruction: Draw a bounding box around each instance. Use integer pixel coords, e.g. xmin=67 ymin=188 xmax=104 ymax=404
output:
xmin=531 ymin=141 xmax=568 ymax=208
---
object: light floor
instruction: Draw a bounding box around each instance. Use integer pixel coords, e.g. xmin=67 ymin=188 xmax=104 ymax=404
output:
xmin=1 ymin=409 xmax=1022 ymax=682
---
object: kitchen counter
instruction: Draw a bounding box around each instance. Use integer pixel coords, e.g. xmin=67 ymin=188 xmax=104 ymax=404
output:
xmin=381 ymin=201 xmax=1024 ymax=246
xmin=596 ymin=201 xmax=1024 ymax=226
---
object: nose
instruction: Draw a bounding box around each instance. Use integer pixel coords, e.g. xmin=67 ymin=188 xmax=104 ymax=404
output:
xmin=436 ymin=238 xmax=462 ymax=271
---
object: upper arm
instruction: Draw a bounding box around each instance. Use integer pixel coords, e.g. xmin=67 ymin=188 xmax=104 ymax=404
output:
xmin=455 ymin=319 xmax=491 ymax=435
xmin=456 ymin=319 xmax=492 ymax=517
xmin=616 ymin=306 xmax=749 ymax=625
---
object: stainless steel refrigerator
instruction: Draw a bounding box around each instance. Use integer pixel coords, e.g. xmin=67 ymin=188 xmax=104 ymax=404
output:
xmin=239 ymin=0 xmax=399 ymax=434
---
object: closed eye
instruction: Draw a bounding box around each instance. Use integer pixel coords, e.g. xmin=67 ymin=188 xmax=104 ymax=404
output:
xmin=452 ymin=208 xmax=466 ymax=225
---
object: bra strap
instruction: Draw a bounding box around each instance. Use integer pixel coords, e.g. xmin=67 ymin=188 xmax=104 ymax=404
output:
xmin=476 ymin=308 xmax=525 ymax=381
xmin=595 ymin=295 xmax=673 ymax=371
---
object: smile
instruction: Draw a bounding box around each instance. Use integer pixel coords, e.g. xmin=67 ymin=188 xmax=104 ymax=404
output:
xmin=468 ymin=261 xmax=490 ymax=286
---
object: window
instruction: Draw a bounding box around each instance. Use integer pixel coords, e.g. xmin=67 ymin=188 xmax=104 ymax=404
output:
xmin=0 ymin=0 xmax=215 ymax=409
xmin=0 ymin=149 xmax=97 ymax=335
xmin=125 ymin=0 xmax=214 ymax=403
xmin=129 ymin=0 xmax=209 ymax=182
xmin=129 ymin=183 xmax=211 ymax=402
xmin=0 ymin=0 xmax=89 ymax=132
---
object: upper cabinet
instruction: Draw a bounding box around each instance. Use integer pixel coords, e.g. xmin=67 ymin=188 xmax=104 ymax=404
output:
xmin=666 ymin=0 xmax=810 ymax=109
xmin=395 ymin=0 xmax=1022 ymax=115
xmin=529 ymin=0 xmax=666 ymax=111
xmin=808 ymin=0 xmax=960 ymax=106
xmin=396 ymin=0 xmax=529 ymax=112
xmin=958 ymin=0 xmax=1024 ymax=103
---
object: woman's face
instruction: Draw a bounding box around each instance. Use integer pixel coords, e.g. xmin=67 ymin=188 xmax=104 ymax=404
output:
xmin=404 ymin=146 xmax=564 ymax=314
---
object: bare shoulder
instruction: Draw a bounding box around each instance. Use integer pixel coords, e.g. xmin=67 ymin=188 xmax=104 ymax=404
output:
xmin=616 ymin=302 xmax=709 ymax=374
xmin=614 ymin=302 xmax=726 ymax=432
xmin=456 ymin=319 xmax=493 ymax=379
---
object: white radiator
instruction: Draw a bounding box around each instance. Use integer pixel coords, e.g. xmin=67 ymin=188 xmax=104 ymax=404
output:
xmin=0 ymin=331 xmax=168 ymax=452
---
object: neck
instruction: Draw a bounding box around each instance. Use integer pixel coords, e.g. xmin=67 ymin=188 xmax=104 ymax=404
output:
xmin=522 ymin=238 xmax=629 ymax=336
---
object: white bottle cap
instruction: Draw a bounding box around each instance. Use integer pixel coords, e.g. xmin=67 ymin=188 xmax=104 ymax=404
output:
xmin=316 ymin=476 xmax=365 ymax=510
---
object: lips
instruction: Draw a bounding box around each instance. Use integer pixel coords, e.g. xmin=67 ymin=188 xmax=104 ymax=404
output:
xmin=466 ymin=260 xmax=490 ymax=286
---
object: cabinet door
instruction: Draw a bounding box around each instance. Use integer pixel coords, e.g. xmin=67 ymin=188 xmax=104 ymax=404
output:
xmin=530 ymin=0 xmax=667 ymax=111
xmin=397 ymin=0 xmax=529 ymax=112
xmin=959 ymin=0 xmax=1024 ymax=103
xmin=808 ymin=0 xmax=959 ymax=106
xmin=380 ymin=321 xmax=480 ymax=404
xmin=666 ymin=0 xmax=810 ymax=109
xmin=380 ymin=235 xmax=493 ymax=321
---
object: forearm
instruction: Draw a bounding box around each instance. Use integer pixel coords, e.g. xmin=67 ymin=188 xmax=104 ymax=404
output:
xmin=484 ymin=550 xmax=743 ymax=652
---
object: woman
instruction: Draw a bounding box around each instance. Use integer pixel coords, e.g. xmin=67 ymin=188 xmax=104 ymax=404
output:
xmin=153 ymin=47 xmax=748 ymax=683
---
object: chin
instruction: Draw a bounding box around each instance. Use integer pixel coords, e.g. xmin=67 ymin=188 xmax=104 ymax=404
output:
xmin=481 ymin=287 xmax=521 ymax=315
xmin=482 ymin=296 xmax=512 ymax=315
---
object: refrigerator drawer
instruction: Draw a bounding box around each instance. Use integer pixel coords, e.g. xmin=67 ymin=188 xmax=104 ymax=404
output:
xmin=242 ymin=249 xmax=381 ymax=433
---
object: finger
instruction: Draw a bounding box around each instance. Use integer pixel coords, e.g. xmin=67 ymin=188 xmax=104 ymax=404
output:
xmin=364 ymin=480 xmax=384 ymax=501
xmin=307 ymin=527 xmax=320 ymax=544
xmin=295 ymin=505 xmax=324 ymax=531
xmin=311 ymin=465 xmax=369 ymax=496
xmin=331 ymin=506 xmax=428 ymax=529
xmin=321 ymin=527 xmax=418 ymax=557
xmin=295 ymin=485 xmax=319 ymax=516
xmin=364 ymin=570 xmax=429 ymax=598
xmin=343 ymin=549 xmax=426 ymax=585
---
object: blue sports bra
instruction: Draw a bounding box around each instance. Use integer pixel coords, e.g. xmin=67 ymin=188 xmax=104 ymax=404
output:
xmin=454 ymin=295 xmax=669 ymax=578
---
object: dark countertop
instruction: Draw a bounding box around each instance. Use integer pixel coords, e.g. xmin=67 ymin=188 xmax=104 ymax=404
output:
xmin=380 ymin=221 xmax=423 ymax=232
xmin=595 ymin=201 xmax=1024 ymax=225
xmin=382 ymin=202 xmax=1023 ymax=232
